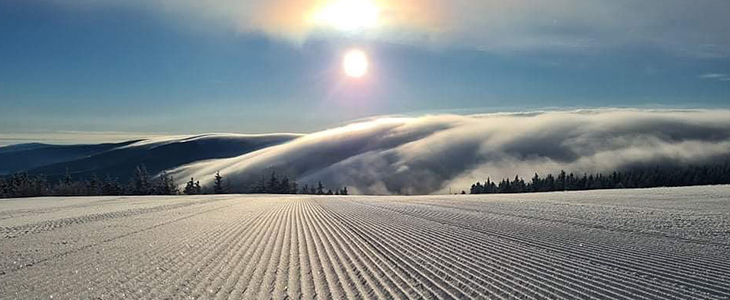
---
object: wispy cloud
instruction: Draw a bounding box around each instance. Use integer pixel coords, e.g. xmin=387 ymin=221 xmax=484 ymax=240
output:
xmin=700 ymin=73 xmax=730 ymax=81
xmin=169 ymin=109 xmax=730 ymax=195
xmin=55 ymin=0 xmax=730 ymax=57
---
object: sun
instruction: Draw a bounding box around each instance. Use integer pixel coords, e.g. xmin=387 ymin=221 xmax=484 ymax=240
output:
xmin=312 ymin=0 xmax=379 ymax=31
xmin=343 ymin=49 xmax=369 ymax=78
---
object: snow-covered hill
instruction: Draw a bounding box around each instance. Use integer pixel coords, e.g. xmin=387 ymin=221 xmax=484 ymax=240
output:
xmin=1 ymin=185 xmax=729 ymax=299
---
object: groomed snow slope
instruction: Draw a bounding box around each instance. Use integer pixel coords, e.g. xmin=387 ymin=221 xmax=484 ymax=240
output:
xmin=1 ymin=186 xmax=729 ymax=299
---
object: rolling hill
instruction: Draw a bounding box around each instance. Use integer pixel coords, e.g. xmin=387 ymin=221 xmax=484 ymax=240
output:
xmin=2 ymin=134 xmax=300 ymax=182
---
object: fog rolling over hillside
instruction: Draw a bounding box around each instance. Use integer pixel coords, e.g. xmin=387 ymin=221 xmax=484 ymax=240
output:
xmin=170 ymin=109 xmax=730 ymax=194
xmin=4 ymin=109 xmax=730 ymax=195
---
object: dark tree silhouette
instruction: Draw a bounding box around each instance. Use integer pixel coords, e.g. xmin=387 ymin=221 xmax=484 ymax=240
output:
xmin=101 ymin=174 xmax=123 ymax=196
xmin=184 ymin=177 xmax=201 ymax=195
xmin=155 ymin=171 xmax=178 ymax=195
xmin=266 ymin=171 xmax=280 ymax=193
xmin=132 ymin=165 xmax=151 ymax=195
xmin=213 ymin=171 xmax=224 ymax=194
xmin=316 ymin=181 xmax=325 ymax=195
xmin=469 ymin=163 xmax=730 ymax=195
xmin=86 ymin=174 xmax=102 ymax=196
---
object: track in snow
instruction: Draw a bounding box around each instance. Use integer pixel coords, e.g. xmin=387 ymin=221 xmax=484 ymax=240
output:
xmin=1 ymin=186 xmax=729 ymax=299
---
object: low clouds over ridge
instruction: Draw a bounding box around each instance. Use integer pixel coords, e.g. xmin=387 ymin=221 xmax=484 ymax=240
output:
xmin=169 ymin=109 xmax=730 ymax=195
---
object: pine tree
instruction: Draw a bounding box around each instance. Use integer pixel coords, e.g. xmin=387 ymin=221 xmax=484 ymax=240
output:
xmin=133 ymin=165 xmax=151 ymax=195
xmin=254 ymin=175 xmax=266 ymax=193
xmin=156 ymin=171 xmax=178 ymax=195
xmin=512 ymin=175 xmax=526 ymax=193
xmin=184 ymin=177 xmax=198 ymax=195
xmin=213 ymin=171 xmax=224 ymax=194
xmin=265 ymin=171 xmax=278 ymax=193
xmin=86 ymin=174 xmax=101 ymax=196
xmin=316 ymin=181 xmax=325 ymax=195
xmin=279 ymin=176 xmax=290 ymax=194
xmin=557 ymin=170 xmax=567 ymax=191
xmin=289 ymin=180 xmax=298 ymax=194
xmin=470 ymin=182 xmax=483 ymax=194
xmin=102 ymin=174 xmax=123 ymax=196
xmin=530 ymin=173 xmax=541 ymax=192
xmin=0 ymin=176 xmax=6 ymax=198
xmin=194 ymin=181 xmax=202 ymax=194
xmin=63 ymin=168 xmax=73 ymax=185
xmin=55 ymin=169 xmax=82 ymax=196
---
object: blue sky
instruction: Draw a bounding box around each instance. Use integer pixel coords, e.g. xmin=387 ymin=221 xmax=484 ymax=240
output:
xmin=1 ymin=0 xmax=729 ymax=142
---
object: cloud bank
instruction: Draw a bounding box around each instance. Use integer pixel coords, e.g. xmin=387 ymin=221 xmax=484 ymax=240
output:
xmin=56 ymin=0 xmax=730 ymax=57
xmin=700 ymin=73 xmax=730 ymax=82
xmin=169 ymin=109 xmax=730 ymax=195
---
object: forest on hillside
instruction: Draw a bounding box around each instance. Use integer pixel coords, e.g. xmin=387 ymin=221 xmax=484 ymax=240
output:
xmin=0 ymin=166 xmax=347 ymax=199
xmin=468 ymin=163 xmax=730 ymax=194
xmin=3 ymin=162 xmax=730 ymax=198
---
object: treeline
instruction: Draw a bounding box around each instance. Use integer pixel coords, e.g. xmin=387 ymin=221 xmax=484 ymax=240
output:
xmin=0 ymin=166 xmax=347 ymax=199
xmin=247 ymin=171 xmax=348 ymax=196
xmin=470 ymin=163 xmax=730 ymax=194
xmin=0 ymin=166 xmax=174 ymax=198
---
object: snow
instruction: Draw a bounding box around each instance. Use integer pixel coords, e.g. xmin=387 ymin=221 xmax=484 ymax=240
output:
xmin=1 ymin=186 xmax=729 ymax=299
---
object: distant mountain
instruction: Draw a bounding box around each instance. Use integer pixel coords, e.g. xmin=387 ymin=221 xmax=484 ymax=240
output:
xmin=0 ymin=143 xmax=51 ymax=154
xmin=20 ymin=134 xmax=300 ymax=182
xmin=0 ymin=141 xmax=139 ymax=175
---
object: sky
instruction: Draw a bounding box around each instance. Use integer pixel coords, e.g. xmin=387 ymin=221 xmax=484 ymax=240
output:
xmin=1 ymin=0 xmax=729 ymax=144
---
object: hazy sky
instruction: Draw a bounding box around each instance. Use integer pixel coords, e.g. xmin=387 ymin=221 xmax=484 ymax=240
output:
xmin=1 ymin=0 xmax=729 ymax=140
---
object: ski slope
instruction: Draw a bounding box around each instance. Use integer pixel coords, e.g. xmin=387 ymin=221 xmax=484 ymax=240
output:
xmin=1 ymin=186 xmax=729 ymax=299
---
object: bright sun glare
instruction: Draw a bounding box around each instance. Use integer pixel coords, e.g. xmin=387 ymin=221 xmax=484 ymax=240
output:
xmin=313 ymin=0 xmax=379 ymax=31
xmin=343 ymin=49 xmax=369 ymax=78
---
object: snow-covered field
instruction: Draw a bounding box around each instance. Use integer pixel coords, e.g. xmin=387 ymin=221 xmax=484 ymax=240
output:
xmin=1 ymin=186 xmax=729 ymax=299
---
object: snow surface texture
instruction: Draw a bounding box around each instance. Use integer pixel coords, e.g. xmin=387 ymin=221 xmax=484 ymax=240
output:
xmin=1 ymin=186 xmax=729 ymax=299
xmin=169 ymin=109 xmax=730 ymax=195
